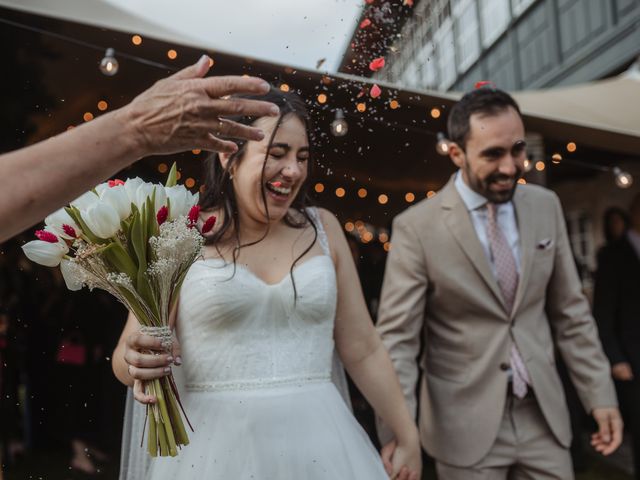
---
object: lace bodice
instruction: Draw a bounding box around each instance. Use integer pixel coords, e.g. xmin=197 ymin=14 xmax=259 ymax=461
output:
xmin=177 ymin=209 xmax=337 ymax=391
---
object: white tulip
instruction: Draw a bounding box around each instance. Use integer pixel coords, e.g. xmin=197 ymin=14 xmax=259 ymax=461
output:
xmin=21 ymin=239 xmax=68 ymax=267
xmin=71 ymin=190 xmax=100 ymax=210
xmin=165 ymin=185 xmax=188 ymax=220
xmin=45 ymin=208 xmax=81 ymax=240
xmin=124 ymin=177 xmax=144 ymax=205
xmin=60 ymin=259 xmax=84 ymax=291
xmin=135 ymin=183 xmax=167 ymax=214
xmin=81 ymin=201 xmax=121 ymax=239
xmin=94 ymin=183 xmax=109 ymax=197
xmin=101 ymin=185 xmax=132 ymax=221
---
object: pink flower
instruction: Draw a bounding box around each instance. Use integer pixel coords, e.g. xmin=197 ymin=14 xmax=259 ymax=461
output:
xmin=403 ymin=0 xmax=414 ymax=6
xmin=370 ymin=84 xmax=382 ymax=98
xmin=188 ymin=205 xmax=201 ymax=228
xmin=108 ymin=179 xmax=125 ymax=188
xmin=369 ymin=57 xmax=385 ymax=72
xmin=360 ymin=18 xmax=371 ymax=29
xmin=201 ymin=216 xmax=217 ymax=234
xmin=157 ymin=205 xmax=168 ymax=226
xmin=35 ymin=230 xmax=59 ymax=243
xmin=474 ymin=80 xmax=495 ymax=89
xmin=62 ymin=224 xmax=78 ymax=238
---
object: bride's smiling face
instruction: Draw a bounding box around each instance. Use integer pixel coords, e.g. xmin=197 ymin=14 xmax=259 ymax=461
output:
xmin=222 ymin=113 xmax=310 ymax=224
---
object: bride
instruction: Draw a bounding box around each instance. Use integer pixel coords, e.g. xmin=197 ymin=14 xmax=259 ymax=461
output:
xmin=112 ymin=89 xmax=421 ymax=479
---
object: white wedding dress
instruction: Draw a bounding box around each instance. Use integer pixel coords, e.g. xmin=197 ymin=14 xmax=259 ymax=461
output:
xmin=129 ymin=208 xmax=388 ymax=479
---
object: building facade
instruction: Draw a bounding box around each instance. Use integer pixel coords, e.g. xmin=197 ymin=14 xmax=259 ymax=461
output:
xmin=376 ymin=0 xmax=640 ymax=92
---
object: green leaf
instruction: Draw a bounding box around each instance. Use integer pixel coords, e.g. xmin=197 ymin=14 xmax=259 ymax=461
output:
xmin=165 ymin=162 xmax=178 ymax=188
xmin=99 ymin=242 xmax=138 ymax=282
xmin=130 ymin=211 xmax=147 ymax=272
xmin=65 ymin=206 xmax=102 ymax=244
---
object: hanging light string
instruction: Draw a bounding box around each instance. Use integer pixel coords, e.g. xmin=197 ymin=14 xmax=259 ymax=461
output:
xmin=0 ymin=16 xmax=177 ymax=71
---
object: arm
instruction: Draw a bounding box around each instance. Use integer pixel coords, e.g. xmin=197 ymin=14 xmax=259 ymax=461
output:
xmin=320 ymin=209 xmax=420 ymax=479
xmin=0 ymin=55 xmax=278 ymax=242
xmin=545 ymin=194 xmax=621 ymax=455
xmin=375 ymin=214 xmax=427 ymax=444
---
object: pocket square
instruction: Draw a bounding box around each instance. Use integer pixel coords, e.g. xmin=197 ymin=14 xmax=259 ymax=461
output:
xmin=536 ymin=238 xmax=553 ymax=250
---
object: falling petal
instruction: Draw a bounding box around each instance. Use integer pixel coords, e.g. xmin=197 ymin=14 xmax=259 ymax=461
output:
xmin=360 ymin=18 xmax=372 ymax=29
xmin=369 ymin=57 xmax=385 ymax=72
xmin=370 ymin=84 xmax=382 ymax=98
xmin=474 ymin=80 xmax=495 ymax=89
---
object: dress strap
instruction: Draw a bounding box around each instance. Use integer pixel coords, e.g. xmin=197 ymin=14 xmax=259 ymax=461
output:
xmin=307 ymin=207 xmax=331 ymax=257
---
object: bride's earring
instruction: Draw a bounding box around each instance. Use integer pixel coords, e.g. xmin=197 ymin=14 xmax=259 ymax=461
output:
xmin=229 ymin=174 xmax=234 ymax=180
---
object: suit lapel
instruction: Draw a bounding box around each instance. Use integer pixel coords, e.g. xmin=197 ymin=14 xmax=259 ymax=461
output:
xmin=440 ymin=179 xmax=505 ymax=309
xmin=512 ymin=188 xmax=534 ymax=317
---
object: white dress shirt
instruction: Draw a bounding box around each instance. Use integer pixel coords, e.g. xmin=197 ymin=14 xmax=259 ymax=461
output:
xmin=454 ymin=171 xmax=521 ymax=275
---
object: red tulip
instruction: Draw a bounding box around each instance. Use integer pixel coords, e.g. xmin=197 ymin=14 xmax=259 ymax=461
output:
xmin=35 ymin=230 xmax=59 ymax=243
xmin=201 ymin=216 xmax=217 ymax=234
xmin=108 ymin=179 xmax=125 ymax=188
xmin=188 ymin=205 xmax=201 ymax=227
xmin=157 ymin=205 xmax=168 ymax=226
xmin=62 ymin=224 xmax=78 ymax=238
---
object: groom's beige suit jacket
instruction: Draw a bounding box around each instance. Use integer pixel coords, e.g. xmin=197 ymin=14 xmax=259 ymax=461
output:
xmin=376 ymin=176 xmax=617 ymax=467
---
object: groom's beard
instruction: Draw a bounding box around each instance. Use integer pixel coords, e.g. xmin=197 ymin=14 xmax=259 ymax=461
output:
xmin=466 ymin=166 xmax=522 ymax=204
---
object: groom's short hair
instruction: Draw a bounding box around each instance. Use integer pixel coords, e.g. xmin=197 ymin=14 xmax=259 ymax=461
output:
xmin=447 ymin=87 xmax=522 ymax=150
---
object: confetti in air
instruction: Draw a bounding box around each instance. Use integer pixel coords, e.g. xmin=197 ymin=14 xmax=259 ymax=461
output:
xmin=369 ymin=57 xmax=385 ymax=72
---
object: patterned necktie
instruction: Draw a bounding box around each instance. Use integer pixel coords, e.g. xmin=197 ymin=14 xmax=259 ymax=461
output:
xmin=486 ymin=203 xmax=530 ymax=398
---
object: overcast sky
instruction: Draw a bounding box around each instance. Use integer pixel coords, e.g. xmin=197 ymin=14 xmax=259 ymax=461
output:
xmin=107 ymin=0 xmax=364 ymax=72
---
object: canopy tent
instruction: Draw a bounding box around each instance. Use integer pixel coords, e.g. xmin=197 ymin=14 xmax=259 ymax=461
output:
xmin=0 ymin=0 xmax=639 ymax=156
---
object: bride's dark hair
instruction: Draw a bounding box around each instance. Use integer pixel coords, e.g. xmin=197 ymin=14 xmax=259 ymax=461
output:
xmin=198 ymin=88 xmax=318 ymax=300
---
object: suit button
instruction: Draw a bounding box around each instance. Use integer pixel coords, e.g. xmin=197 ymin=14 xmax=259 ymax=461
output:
xmin=499 ymin=362 xmax=510 ymax=371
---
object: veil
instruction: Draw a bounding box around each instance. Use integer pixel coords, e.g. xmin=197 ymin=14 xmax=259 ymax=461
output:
xmin=118 ymin=349 xmax=351 ymax=479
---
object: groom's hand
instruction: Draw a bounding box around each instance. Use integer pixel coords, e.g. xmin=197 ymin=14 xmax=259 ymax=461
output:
xmin=591 ymin=407 xmax=623 ymax=455
xmin=121 ymin=54 xmax=280 ymax=158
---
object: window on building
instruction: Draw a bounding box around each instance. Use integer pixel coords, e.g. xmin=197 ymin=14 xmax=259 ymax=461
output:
xmin=479 ymin=0 xmax=510 ymax=48
xmin=454 ymin=0 xmax=481 ymax=72
xmin=436 ymin=21 xmax=457 ymax=90
xmin=511 ymin=0 xmax=536 ymax=17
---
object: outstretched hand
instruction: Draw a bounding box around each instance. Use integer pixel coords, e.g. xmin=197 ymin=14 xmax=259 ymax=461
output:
xmin=123 ymin=54 xmax=280 ymax=157
xmin=381 ymin=439 xmax=421 ymax=480
xmin=591 ymin=407 xmax=623 ymax=456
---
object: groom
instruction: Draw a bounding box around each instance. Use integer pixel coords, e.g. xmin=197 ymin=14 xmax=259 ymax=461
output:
xmin=376 ymin=87 xmax=622 ymax=478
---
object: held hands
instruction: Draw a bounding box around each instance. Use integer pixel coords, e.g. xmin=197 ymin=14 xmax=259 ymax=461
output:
xmin=124 ymin=330 xmax=182 ymax=404
xmin=122 ymin=54 xmax=280 ymax=157
xmin=591 ymin=407 xmax=623 ymax=456
xmin=380 ymin=436 xmax=422 ymax=480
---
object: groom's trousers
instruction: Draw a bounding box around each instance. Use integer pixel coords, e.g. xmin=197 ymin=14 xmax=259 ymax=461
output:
xmin=435 ymin=390 xmax=574 ymax=480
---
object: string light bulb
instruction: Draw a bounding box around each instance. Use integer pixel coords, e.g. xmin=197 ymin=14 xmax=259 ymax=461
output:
xmin=331 ymin=109 xmax=348 ymax=137
xmin=99 ymin=48 xmax=119 ymax=76
xmin=613 ymin=167 xmax=633 ymax=189
xmin=436 ymin=132 xmax=449 ymax=156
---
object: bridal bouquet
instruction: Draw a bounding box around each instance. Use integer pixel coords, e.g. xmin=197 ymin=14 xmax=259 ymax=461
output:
xmin=22 ymin=164 xmax=216 ymax=457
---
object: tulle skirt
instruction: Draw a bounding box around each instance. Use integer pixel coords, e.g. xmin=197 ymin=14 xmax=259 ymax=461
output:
xmin=146 ymin=381 xmax=388 ymax=479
